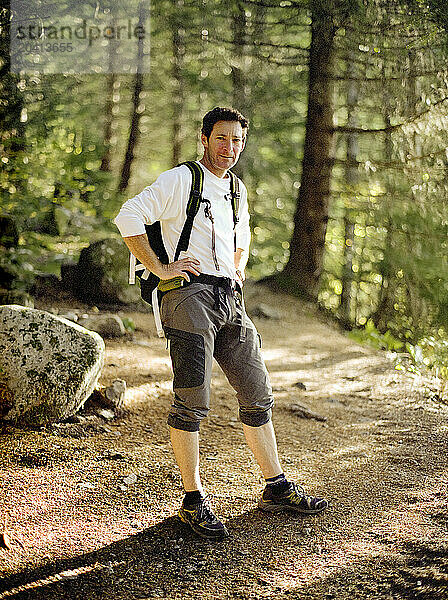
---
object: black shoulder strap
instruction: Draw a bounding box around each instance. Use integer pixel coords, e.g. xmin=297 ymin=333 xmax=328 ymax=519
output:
xmin=174 ymin=161 xmax=204 ymax=261
xmin=229 ymin=170 xmax=240 ymax=227
xmin=229 ymin=170 xmax=241 ymax=252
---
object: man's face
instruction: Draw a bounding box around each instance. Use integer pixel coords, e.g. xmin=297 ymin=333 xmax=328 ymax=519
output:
xmin=201 ymin=120 xmax=246 ymax=177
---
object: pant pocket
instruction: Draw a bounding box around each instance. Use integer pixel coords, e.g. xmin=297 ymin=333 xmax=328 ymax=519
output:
xmin=164 ymin=327 xmax=205 ymax=388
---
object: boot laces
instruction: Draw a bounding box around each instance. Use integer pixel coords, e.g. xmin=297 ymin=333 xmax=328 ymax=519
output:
xmin=197 ymin=495 xmax=218 ymax=524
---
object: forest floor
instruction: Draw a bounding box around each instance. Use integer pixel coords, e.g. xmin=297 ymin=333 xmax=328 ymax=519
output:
xmin=0 ymin=283 xmax=448 ymax=600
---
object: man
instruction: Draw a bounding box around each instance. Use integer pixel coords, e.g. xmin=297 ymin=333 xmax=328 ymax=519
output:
xmin=114 ymin=107 xmax=328 ymax=540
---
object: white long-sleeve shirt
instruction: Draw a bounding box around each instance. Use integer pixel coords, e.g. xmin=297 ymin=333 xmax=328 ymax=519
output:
xmin=114 ymin=162 xmax=251 ymax=280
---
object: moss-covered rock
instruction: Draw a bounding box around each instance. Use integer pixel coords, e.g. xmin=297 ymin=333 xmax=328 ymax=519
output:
xmin=74 ymin=238 xmax=142 ymax=305
xmin=0 ymin=305 xmax=105 ymax=426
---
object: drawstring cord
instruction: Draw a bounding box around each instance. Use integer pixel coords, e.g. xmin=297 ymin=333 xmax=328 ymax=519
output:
xmin=239 ymin=295 xmax=247 ymax=342
xmin=202 ymin=199 xmax=220 ymax=272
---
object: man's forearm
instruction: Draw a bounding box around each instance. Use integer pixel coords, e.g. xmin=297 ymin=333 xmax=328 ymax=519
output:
xmin=123 ymin=233 xmax=201 ymax=282
xmin=123 ymin=234 xmax=165 ymax=278
xmin=234 ymin=248 xmax=248 ymax=270
xmin=234 ymin=247 xmax=248 ymax=281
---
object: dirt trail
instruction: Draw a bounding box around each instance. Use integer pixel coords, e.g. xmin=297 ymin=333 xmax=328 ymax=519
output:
xmin=1 ymin=284 xmax=447 ymax=600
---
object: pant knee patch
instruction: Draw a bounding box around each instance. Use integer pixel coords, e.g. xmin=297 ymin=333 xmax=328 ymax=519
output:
xmin=167 ymin=414 xmax=200 ymax=432
xmin=165 ymin=327 xmax=205 ymax=388
xmin=239 ymin=407 xmax=272 ymax=427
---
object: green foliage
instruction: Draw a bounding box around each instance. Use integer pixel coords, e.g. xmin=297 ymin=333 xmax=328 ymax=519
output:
xmin=350 ymin=321 xmax=448 ymax=400
xmin=0 ymin=246 xmax=36 ymax=292
xmin=348 ymin=320 xmax=404 ymax=351
xmin=317 ymin=0 xmax=448 ymax=354
xmin=121 ymin=317 xmax=136 ymax=333
xmin=406 ymin=336 xmax=448 ymax=383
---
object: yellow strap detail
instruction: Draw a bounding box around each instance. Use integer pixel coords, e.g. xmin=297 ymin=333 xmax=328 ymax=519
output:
xmin=157 ymin=277 xmax=185 ymax=293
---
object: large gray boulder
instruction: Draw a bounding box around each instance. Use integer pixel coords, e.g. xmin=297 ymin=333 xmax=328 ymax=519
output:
xmin=73 ymin=238 xmax=141 ymax=305
xmin=0 ymin=305 xmax=105 ymax=426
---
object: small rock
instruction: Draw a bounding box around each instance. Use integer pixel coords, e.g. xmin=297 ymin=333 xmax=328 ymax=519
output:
xmin=61 ymin=414 xmax=85 ymax=424
xmin=105 ymin=379 xmax=126 ymax=409
xmin=293 ymin=382 xmax=307 ymax=390
xmin=250 ymin=303 xmax=281 ymax=320
xmin=99 ymin=451 xmax=125 ymax=461
xmin=77 ymin=314 xmax=126 ymax=338
xmin=123 ymin=473 xmax=138 ymax=485
xmin=18 ymin=450 xmax=52 ymax=467
xmin=326 ymin=397 xmax=341 ymax=404
xmin=96 ymin=408 xmax=115 ymax=421
xmin=78 ymin=482 xmax=95 ymax=490
xmin=59 ymin=311 xmax=78 ymax=323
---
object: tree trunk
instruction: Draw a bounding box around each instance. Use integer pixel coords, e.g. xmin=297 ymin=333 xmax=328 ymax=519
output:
xmin=171 ymin=0 xmax=185 ymax=167
xmin=0 ymin=4 xmax=26 ymax=155
xmin=270 ymin=1 xmax=337 ymax=299
xmin=231 ymin=2 xmax=247 ymax=112
xmin=100 ymin=19 xmax=118 ymax=173
xmin=100 ymin=74 xmax=117 ymax=173
xmin=118 ymin=3 xmax=146 ymax=193
xmin=231 ymin=1 xmax=249 ymax=179
xmin=370 ymin=111 xmax=395 ymax=332
xmin=340 ymin=55 xmax=359 ymax=324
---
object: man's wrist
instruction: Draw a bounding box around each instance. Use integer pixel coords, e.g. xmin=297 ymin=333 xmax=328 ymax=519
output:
xmin=156 ymin=263 xmax=170 ymax=279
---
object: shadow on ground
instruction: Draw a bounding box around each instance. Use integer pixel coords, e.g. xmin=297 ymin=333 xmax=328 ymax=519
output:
xmin=1 ymin=506 xmax=447 ymax=600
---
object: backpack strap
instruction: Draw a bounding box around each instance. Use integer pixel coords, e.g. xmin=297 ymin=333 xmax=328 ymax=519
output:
xmin=228 ymin=170 xmax=240 ymax=228
xmin=229 ymin=170 xmax=241 ymax=251
xmin=174 ymin=161 xmax=204 ymax=261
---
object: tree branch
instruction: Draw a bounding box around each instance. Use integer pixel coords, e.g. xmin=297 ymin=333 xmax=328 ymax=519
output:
xmin=333 ymin=96 xmax=448 ymax=134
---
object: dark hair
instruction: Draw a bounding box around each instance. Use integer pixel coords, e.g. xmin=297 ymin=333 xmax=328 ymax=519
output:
xmin=201 ymin=107 xmax=249 ymax=140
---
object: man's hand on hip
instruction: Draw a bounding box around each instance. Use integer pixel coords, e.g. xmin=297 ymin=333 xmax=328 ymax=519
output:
xmin=158 ymin=257 xmax=201 ymax=282
xmin=123 ymin=234 xmax=201 ymax=283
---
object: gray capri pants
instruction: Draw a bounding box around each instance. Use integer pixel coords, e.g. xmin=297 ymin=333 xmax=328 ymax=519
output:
xmin=160 ymin=280 xmax=274 ymax=432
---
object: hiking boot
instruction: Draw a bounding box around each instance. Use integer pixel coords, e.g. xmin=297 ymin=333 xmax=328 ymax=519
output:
xmin=178 ymin=495 xmax=229 ymax=540
xmin=258 ymin=482 xmax=328 ymax=515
